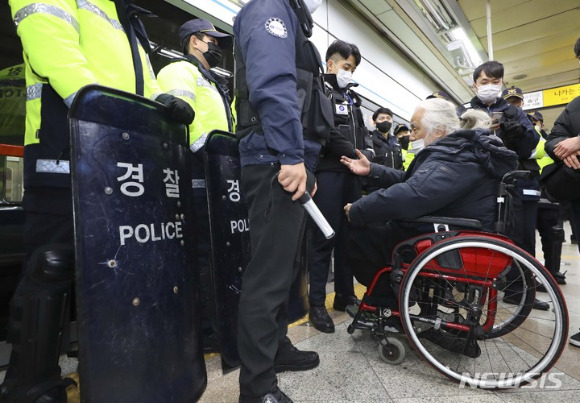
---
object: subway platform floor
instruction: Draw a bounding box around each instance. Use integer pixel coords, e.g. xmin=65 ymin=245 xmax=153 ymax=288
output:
xmin=1 ymin=227 xmax=580 ymax=402
xmin=199 ymin=229 xmax=580 ymax=403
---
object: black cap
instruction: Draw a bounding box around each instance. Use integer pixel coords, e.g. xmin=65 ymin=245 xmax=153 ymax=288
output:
xmin=501 ymin=86 xmax=524 ymax=100
xmin=178 ymin=19 xmax=232 ymax=51
xmin=528 ymin=111 xmax=543 ymax=122
xmin=394 ymin=124 xmax=409 ymax=136
xmin=426 ymin=91 xmax=450 ymax=101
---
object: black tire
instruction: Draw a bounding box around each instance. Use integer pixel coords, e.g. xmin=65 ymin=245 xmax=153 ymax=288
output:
xmin=399 ymin=235 xmax=568 ymax=389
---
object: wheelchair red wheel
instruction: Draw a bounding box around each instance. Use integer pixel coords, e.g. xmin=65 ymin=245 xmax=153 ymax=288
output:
xmin=398 ymin=235 xmax=568 ymax=389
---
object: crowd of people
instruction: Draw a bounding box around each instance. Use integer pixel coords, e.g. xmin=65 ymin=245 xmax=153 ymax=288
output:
xmin=2 ymin=0 xmax=580 ymax=402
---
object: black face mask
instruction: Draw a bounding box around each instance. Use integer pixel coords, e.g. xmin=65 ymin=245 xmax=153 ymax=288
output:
xmin=376 ymin=121 xmax=392 ymax=134
xmin=398 ymin=135 xmax=410 ymax=150
xmin=203 ymin=42 xmax=222 ymax=68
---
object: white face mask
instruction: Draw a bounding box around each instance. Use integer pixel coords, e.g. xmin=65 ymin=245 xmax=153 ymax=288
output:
xmin=410 ymin=138 xmax=425 ymax=152
xmin=303 ymin=0 xmax=323 ymax=14
xmin=336 ymin=69 xmax=352 ymax=89
xmin=476 ymin=83 xmax=502 ymax=104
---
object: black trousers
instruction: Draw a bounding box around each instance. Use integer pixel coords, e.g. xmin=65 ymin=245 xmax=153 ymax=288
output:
xmin=237 ymin=164 xmax=313 ymax=398
xmin=536 ymin=202 xmax=563 ymax=272
xmin=308 ymin=171 xmax=360 ymax=306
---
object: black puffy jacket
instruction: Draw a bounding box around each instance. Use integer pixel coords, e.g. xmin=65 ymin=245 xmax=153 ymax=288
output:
xmin=545 ymin=96 xmax=580 ymax=158
xmin=349 ymin=129 xmax=518 ymax=231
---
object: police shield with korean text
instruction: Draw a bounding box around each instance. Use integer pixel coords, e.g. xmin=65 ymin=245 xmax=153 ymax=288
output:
xmin=70 ymin=86 xmax=205 ymax=402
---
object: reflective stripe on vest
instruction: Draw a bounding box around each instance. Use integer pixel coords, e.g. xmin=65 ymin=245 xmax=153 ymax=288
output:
xmin=36 ymin=159 xmax=70 ymax=174
xmin=26 ymin=83 xmax=42 ymax=101
xmin=167 ymin=89 xmax=196 ymax=101
xmin=77 ymin=0 xmax=123 ymax=31
xmin=14 ymin=3 xmax=80 ymax=33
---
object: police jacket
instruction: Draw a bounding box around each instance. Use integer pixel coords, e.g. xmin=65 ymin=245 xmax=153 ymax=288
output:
xmin=316 ymin=75 xmax=373 ymax=172
xmin=470 ymin=97 xmax=540 ymax=170
xmin=348 ymin=129 xmax=518 ymax=232
xmin=371 ymin=130 xmax=403 ymax=170
xmin=233 ymin=0 xmax=331 ymax=171
xmin=545 ymin=96 xmax=580 ymax=159
xmin=10 ymin=0 xmax=162 ymax=189
xmin=157 ymin=55 xmax=233 ymax=152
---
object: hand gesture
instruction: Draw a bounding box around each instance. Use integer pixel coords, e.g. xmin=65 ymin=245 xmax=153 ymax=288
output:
xmin=340 ymin=149 xmax=371 ymax=176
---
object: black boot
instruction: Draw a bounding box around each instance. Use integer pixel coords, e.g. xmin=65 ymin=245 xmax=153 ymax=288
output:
xmin=239 ymin=386 xmax=293 ymax=403
xmin=274 ymin=340 xmax=320 ymax=373
xmin=309 ymin=305 xmax=334 ymax=333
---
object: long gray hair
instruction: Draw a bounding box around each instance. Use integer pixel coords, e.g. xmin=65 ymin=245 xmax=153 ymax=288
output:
xmin=460 ymin=109 xmax=492 ymax=130
xmin=416 ymin=98 xmax=460 ymax=137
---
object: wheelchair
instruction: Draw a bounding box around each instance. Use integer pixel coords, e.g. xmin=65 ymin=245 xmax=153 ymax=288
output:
xmin=346 ymin=171 xmax=569 ymax=388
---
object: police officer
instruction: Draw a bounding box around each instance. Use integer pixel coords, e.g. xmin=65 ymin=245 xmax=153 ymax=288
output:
xmin=234 ymin=0 xmax=327 ymax=401
xmin=2 ymin=1 xmax=194 ymax=401
xmin=370 ymin=107 xmax=402 ymax=170
xmin=394 ymin=123 xmax=412 ymax=170
xmin=157 ymin=18 xmax=234 ymax=352
xmin=307 ymin=40 xmax=373 ymax=333
xmin=502 ymin=86 xmax=525 ymax=109
xmin=469 ymin=62 xmax=547 ymax=310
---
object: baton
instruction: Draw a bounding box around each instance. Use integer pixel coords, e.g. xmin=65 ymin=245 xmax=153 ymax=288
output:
xmin=299 ymin=191 xmax=335 ymax=239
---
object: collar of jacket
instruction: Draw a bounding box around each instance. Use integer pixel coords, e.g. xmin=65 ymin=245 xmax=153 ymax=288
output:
xmin=183 ymin=54 xmax=230 ymax=99
xmin=470 ymin=96 xmax=509 ymax=112
xmin=372 ymin=129 xmax=393 ymax=141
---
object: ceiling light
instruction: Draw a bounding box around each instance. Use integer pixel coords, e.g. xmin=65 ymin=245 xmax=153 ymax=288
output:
xmin=449 ymin=27 xmax=482 ymax=67
xmin=415 ymin=0 xmax=456 ymax=32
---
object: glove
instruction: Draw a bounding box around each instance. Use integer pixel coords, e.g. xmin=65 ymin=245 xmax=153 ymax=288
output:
xmin=499 ymin=122 xmax=525 ymax=140
xmin=156 ymin=94 xmax=195 ymax=125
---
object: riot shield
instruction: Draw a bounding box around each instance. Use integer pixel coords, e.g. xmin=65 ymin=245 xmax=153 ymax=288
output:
xmin=204 ymin=130 xmax=248 ymax=369
xmin=204 ymin=130 xmax=309 ymax=370
xmin=70 ymin=85 xmax=206 ymax=402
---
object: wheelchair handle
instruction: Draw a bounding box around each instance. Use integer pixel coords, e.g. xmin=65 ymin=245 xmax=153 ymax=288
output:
xmin=500 ymin=170 xmax=531 ymax=184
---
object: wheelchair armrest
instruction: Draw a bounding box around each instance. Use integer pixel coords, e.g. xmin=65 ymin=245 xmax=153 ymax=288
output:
xmin=402 ymin=216 xmax=483 ymax=230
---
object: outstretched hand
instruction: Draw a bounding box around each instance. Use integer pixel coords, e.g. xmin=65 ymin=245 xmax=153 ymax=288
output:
xmin=340 ymin=149 xmax=371 ymax=176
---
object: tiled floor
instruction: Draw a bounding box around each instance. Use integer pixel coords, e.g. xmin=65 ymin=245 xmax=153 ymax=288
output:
xmin=1 ymin=226 xmax=580 ymax=402
xmin=200 ymin=228 xmax=580 ymax=403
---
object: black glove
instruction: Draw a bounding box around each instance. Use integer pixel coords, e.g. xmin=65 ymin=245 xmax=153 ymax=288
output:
xmin=499 ymin=122 xmax=525 ymax=140
xmin=156 ymin=94 xmax=195 ymax=125
xmin=498 ymin=122 xmax=525 ymax=150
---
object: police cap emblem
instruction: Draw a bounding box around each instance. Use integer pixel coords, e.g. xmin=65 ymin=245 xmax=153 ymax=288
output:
xmin=265 ymin=17 xmax=287 ymax=38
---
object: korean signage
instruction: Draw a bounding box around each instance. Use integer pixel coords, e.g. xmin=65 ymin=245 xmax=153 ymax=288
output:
xmin=522 ymin=83 xmax=580 ymax=110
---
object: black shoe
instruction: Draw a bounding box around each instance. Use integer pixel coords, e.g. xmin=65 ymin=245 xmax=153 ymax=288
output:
xmin=503 ymin=295 xmax=549 ymax=311
xmin=570 ymin=331 xmax=580 ymax=347
xmin=240 ymin=386 xmax=293 ymax=403
xmin=333 ymin=294 xmax=360 ymax=312
xmin=309 ymin=305 xmax=335 ymax=333
xmin=274 ymin=343 xmax=320 ymax=373
xmin=552 ymin=271 xmax=566 ymax=285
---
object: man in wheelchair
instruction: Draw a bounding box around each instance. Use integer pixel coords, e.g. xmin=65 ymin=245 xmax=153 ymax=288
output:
xmin=341 ymin=100 xmax=518 ymax=352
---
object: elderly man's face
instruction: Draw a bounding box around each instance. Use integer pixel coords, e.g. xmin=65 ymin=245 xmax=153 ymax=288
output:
xmin=410 ymin=109 xmax=426 ymax=141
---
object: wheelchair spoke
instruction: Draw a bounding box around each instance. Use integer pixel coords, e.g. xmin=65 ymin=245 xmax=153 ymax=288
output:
xmin=398 ymin=235 xmax=568 ymax=388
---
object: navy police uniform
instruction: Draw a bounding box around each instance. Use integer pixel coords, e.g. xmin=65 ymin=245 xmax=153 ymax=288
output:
xmin=234 ymin=0 xmax=330 ymax=400
xmin=308 ymin=75 xmax=373 ymax=312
